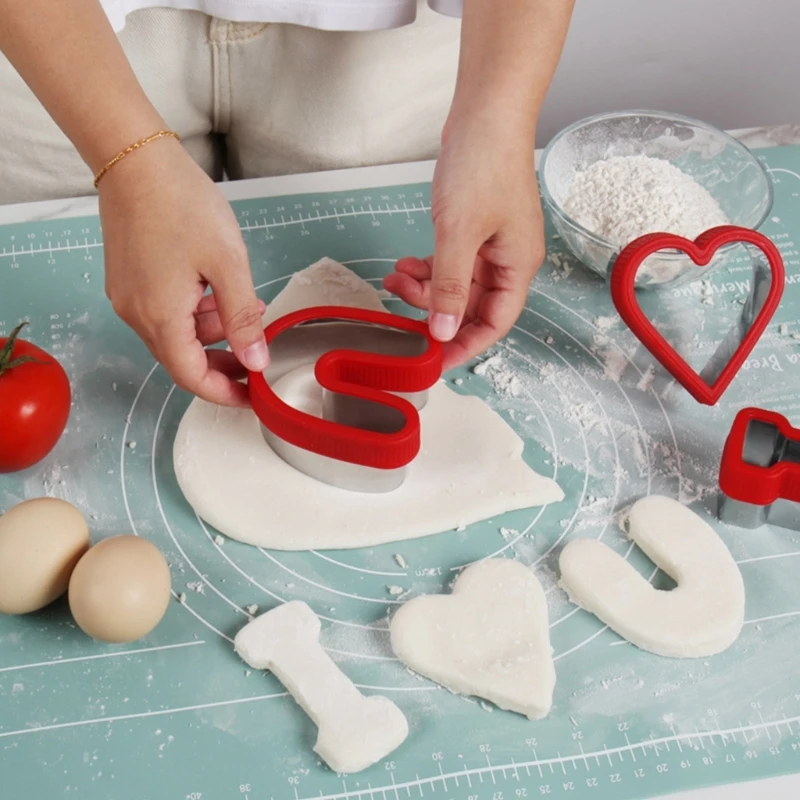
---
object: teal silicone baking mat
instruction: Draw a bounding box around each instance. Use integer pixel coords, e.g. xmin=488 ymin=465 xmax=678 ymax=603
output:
xmin=2 ymin=147 xmax=800 ymax=800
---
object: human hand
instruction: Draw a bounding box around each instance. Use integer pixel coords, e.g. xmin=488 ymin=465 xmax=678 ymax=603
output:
xmin=383 ymin=117 xmax=546 ymax=370
xmin=98 ymin=142 xmax=268 ymax=406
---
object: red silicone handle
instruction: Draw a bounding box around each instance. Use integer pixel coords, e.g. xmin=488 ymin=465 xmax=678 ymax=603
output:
xmin=720 ymin=407 xmax=800 ymax=506
xmin=248 ymin=306 xmax=443 ymax=469
xmin=610 ymin=226 xmax=785 ymax=406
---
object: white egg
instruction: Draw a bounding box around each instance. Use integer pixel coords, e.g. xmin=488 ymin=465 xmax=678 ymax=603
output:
xmin=0 ymin=498 xmax=90 ymax=615
xmin=68 ymin=535 xmax=172 ymax=643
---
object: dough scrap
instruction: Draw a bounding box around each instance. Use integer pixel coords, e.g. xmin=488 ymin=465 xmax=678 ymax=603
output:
xmin=390 ymin=559 xmax=556 ymax=719
xmin=173 ymin=259 xmax=563 ymax=550
xmin=235 ymin=601 xmax=408 ymax=774
xmin=266 ymin=257 xmax=387 ymax=319
xmin=559 ymin=495 xmax=745 ymax=658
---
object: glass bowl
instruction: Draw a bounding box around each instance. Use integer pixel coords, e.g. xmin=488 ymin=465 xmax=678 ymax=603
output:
xmin=538 ymin=110 xmax=773 ymax=289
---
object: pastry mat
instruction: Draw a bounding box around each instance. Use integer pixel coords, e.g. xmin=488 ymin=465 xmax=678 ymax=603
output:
xmin=2 ymin=147 xmax=800 ymax=800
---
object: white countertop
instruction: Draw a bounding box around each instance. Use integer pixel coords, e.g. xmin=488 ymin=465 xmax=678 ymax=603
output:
xmin=1 ymin=124 xmax=798 ymax=800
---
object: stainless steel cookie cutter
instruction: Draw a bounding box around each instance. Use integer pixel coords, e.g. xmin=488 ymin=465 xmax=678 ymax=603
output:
xmin=611 ymin=226 xmax=785 ymax=405
xmin=718 ymin=407 xmax=800 ymax=531
xmin=248 ymin=306 xmax=443 ymax=494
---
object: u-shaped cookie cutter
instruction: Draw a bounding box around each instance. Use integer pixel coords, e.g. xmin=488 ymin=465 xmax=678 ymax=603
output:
xmin=248 ymin=306 xmax=443 ymax=493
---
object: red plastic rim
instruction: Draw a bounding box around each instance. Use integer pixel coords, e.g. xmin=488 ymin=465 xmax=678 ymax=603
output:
xmin=720 ymin=407 xmax=800 ymax=506
xmin=610 ymin=226 xmax=785 ymax=406
xmin=248 ymin=306 xmax=443 ymax=469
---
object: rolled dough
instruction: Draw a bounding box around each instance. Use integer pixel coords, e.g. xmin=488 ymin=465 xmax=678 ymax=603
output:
xmin=173 ymin=259 xmax=563 ymax=550
xmin=559 ymin=495 xmax=745 ymax=658
xmin=390 ymin=559 xmax=556 ymax=719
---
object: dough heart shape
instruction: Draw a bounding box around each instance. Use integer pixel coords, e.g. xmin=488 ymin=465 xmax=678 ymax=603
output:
xmin=559 ymin=495 xmax=745 ymax=658
xmin=610 ymin=226 xmax=785 ymax=405
xmin=390 ymin=559 xmax=556 ymax=719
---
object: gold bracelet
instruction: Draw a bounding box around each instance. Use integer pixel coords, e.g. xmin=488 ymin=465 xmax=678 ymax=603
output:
xmin=93 ymin=129 xmax=181 ymax=188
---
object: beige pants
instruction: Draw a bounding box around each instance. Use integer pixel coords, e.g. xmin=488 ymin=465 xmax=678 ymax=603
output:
xmin=0 ymin=3 xmax=460 ymax=204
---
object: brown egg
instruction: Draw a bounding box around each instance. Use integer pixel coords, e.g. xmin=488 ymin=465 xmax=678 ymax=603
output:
xmin=0 ymin=498 xmax=90 ymax=615
xmin=68 ymin=535 xmax=172 ymax=643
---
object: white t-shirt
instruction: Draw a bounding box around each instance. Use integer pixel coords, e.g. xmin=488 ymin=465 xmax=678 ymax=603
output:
xmin=101 ymin=0 xmax=463 ymax=32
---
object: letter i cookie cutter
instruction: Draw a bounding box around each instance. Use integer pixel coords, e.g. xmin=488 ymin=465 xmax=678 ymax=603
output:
xmin=611 ymin=226 xmax=785 ymax=405
xmin=248 ymin=306 xmax=443 ymax=494
xmin=718 ymin=407 xmax=800 ymax=531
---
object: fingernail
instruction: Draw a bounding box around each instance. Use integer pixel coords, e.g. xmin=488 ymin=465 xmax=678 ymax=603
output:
xmin=242 ymin=340 xmax=270 ymax=372
xmin=429 ymin=313 xmax=459 ymax=342
xmin=257 ymin=300 xmax=267 ymax=313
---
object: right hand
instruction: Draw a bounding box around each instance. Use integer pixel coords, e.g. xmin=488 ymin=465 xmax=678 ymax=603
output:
xmin=98 ymin=141 xmax=268 ymax=407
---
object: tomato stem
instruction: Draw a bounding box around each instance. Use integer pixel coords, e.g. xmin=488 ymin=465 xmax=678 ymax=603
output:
xmin=0 ymin=322 xmax=45 ymax=378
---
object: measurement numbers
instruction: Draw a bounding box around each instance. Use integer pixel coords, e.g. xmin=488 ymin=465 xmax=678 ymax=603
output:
xmin=0 ymin=193 xmax=432 ymax=265
xmin=249 ymin=709 xmax=800 ymax=800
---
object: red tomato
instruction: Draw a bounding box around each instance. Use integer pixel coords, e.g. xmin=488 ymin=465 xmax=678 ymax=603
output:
xmin=0 ymin=322 xmax=71 ymax=473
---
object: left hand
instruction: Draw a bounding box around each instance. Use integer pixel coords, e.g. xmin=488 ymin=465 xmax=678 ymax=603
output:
xmin=383 ymin=116 xmax=546 ymax=370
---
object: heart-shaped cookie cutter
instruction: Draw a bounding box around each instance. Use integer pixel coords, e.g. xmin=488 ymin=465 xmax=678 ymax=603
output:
xmin=718 ymin=407 xmax=800 ymax=531
xmin=610 ymin=226 xmax=785 ymax=405
xmin=248 ymin=306 xmax=443 ymax=493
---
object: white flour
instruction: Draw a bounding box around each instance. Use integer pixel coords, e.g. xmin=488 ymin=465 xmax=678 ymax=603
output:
xmin=564 ymin=155 xmax=729 ymax=248
xmin=470 ymin=342 xmax=719 ymax=511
